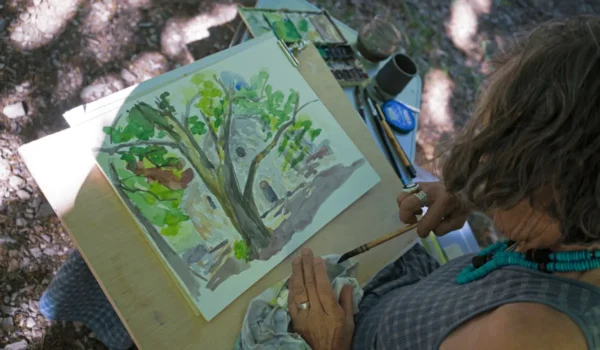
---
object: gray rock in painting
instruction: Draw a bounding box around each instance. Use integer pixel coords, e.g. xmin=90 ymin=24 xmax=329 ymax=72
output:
xmin=181 ymin=243 xmax=208 ymax=265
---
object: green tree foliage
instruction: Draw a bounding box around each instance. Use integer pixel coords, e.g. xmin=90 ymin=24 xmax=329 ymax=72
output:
xmin=117 ymin=172 xmax=189 ymax=237
xmin=188 ymin=116 xmax=207 ymax=136
xmin=278 ymin=118 xmax=322 ymax=170
xmin=101 ymin=69 xmax=322 ymax=260
xmin=297 ymin=19 xmax=309 ymax=33
xmin=233 ymin=240 xmax=250 ymax=262
xmin=263 ymin=13 xmax=301 ymax=42
xmin=104 ymin=113 xmax=192 ymax=238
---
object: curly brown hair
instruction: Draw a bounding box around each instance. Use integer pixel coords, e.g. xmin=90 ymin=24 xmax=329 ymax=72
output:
xmin=442 ymin=16 xmax=600 ymax=244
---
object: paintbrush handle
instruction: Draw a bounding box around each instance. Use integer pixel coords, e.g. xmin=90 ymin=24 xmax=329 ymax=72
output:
xmin=380 ymin=116 xmax=409 ymax=163
xmin=373 ymin=103 xmax=417 ymax=178
xmin=338 ymin=222 xmax=419 ymax=263
xmin=367 ymin=222 xmax=419 ymax=249
xmin=375 ymin=105 xmax=412 ymax=166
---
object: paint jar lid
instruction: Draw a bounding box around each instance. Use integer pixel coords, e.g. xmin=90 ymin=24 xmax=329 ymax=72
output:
xmin=382 ymin=100 xmax=415 ymax=134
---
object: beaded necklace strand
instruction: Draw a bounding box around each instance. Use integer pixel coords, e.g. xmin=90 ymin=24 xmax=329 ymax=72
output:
xmin=457 ymin=240 xmax=600 ymax=284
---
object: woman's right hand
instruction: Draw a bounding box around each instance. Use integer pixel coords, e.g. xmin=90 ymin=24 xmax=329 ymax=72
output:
xmin=397 ymin=182 xmax=470 ymax=238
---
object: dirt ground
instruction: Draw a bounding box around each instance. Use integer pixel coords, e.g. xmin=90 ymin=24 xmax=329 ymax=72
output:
xmin=0 ymin=0 xmax=599 ymax=349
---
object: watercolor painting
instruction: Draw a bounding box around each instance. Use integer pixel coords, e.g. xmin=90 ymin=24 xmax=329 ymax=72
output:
xmin=238 ymin=8 xmax=272 ymax=37
xmin=94 ymin=38 xmax=379 ymax=320
xmin=310 ymin=13 xmax=345 ymax=44
xmin=263 ymin=12 xmax=303 ymax=42
xmin=238 ymin=8 xmax=336 ymax=44
xmin=283 ymin=12 xmax=323 ymax=42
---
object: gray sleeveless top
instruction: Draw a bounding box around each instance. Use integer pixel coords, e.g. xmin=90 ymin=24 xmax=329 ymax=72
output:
xmin=353 ymin=244 xmax=600 ymax=349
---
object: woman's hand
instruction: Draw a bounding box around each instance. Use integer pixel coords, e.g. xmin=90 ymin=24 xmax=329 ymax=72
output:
xmin=397 ymin=182 xmax=470 ymax=238
xmin=289 ymin=248 xmax=354 ymax=350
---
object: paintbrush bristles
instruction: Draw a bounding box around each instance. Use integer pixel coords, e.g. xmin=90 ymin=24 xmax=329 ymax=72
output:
xmin=338 ymin=244 xmax=368 ymax=264
xmin=337 ymin=222 xmax=419 ymax=263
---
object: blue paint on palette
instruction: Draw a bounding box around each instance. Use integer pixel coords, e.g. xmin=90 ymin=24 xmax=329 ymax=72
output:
xmin=382 ymin=100 xmax=415 ymax=134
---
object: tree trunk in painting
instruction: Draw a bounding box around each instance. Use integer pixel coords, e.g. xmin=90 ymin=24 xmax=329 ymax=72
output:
xmin=100 ymin=70 xmax=319 ymax=261
xmin=222 ymin=158 xmax=271 ymax=257
xmin=220 ymin=107 xmax=272 ymax=257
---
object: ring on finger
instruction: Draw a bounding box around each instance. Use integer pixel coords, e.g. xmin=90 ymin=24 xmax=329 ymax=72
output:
xmin=296 ymin=301 xmax=310 ymax=310
xmin=413 ymin=191 xmax=428 ymax=207
xmin=402 ymin=183 xmax=420 ymax=194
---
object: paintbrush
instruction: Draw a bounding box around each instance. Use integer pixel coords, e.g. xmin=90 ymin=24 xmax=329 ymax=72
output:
xmin=337 ymin=222 xmax=419 ymax=263
xmin=353 ymin=86 xmax=366 ymax=121
xmin=365 ymin=93 xmax=417 ymax=178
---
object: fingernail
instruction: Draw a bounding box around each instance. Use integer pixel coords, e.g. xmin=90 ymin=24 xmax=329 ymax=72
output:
xmin=293 ymin=257 xmax=301 ymax=265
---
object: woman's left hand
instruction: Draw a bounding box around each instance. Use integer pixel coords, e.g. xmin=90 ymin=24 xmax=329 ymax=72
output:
xmin=289 ymin=248 xmax=355 ymax=350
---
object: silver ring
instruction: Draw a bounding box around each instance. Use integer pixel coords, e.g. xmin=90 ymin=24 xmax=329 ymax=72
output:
xmin=413 ymin=191 xmax=428 ymax=207
xmin=402 ymin=184 xmax=420 ymax=194
xmin=296 ymin=302 xmax=310 ymax=310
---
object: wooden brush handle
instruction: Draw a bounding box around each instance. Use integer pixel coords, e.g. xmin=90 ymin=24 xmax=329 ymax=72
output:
xmin=338 ymin=223 xmax=419 ymax=263
xmin=375 ymin=104 xmax=411 ymax=166
xmin=367 ymin=222 xmax=419 ymax=249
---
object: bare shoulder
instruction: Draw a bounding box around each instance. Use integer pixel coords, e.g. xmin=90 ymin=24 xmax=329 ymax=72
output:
xmin=440 ymin=303 xmax=587 ymax=350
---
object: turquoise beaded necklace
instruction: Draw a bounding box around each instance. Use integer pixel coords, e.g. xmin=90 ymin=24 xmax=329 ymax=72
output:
xmin=457 ymin=240 xmax=600 ymax=284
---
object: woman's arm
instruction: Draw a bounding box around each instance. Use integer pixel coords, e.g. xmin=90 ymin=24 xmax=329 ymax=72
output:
xmin=441 ymin=303 xmax=587 ymax=350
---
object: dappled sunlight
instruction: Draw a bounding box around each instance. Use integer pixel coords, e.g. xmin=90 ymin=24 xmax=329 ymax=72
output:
xmin=9 ymin=0 xmax=81 ymax=50
xmin=445 ymin=0 xmax=492 ymax=61
xmin=161 ymin=4 xmax=238 ymax=61
xmin=80 ymin=74 xmax=125 ymax=104
xmin=79 ymin=51 xmax=168 ymax=105
xmin=52 ymin=62 xmax=84 ymax=104
xmin=81 ymin=0 xmax=118 ymax=33
xmin=120 ymin=52 xmax=170 ymax=85
xmin=417 ymin=69 xmax=456 ymax=160
xmin=182 ymin=4 xmax=238 ymax=44
xmin=124 ymin=0 xmax=152 ymax=8
xmin=80 ymin=0 xmax=139 ymax=64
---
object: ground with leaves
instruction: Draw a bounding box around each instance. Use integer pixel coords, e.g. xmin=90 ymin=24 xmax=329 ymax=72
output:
xmin=1 ymin=0 xmax=599 ymax=349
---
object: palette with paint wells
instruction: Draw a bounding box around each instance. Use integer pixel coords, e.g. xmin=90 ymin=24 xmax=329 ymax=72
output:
xmin=238 ymin=6 xmax=369 ymax=87
xmin=317 ymin=45 xmax=370 ymax=87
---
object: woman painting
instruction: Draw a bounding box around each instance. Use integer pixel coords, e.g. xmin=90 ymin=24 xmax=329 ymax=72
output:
xmin=288 ymin=16 xmax=600 ymax=349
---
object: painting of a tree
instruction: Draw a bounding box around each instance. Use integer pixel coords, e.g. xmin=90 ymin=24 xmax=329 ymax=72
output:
xmin=94 ymin=38 xmax=379 ymax=319
xmin=101 ymin=70 xmax=320 ymax=260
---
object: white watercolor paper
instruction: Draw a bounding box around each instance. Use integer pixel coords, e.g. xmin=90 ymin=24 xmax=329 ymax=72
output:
xmin=93 ymin=38 xmax=380 ymax=320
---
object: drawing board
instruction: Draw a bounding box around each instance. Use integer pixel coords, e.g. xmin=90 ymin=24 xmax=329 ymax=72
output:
xmin=92 ymin=37 xmax=380 ymax=320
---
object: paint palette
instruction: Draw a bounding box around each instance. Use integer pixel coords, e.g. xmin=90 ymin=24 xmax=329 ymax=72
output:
xmin=238 ymin=7 xmax=345 ymax=45
xmin=317 ymin=44 xmax=369 ymax=87
xmin=239 ymin=6 xmax=369 ymax=87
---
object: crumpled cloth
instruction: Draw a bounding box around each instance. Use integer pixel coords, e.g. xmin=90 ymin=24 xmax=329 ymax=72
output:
xmin=235 ymin=255 xmax=364 ymax=350
xmin=39 ymin=250 xmax=133 ymax=350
